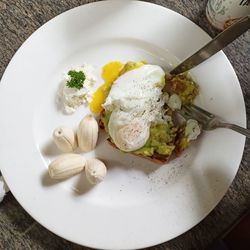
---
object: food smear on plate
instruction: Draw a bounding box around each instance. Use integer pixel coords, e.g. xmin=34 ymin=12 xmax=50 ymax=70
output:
xmin=97 ymin=61 xmax=200 ymax=164
xmin=59 ymin=64 xmax=96 ymax=114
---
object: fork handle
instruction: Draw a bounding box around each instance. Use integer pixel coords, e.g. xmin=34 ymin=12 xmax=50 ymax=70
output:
xmin=220 ymin=123 xmax=250 ymax=138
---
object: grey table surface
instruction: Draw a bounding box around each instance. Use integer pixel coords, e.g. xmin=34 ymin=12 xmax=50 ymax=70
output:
xmin=0 ymin=0 xmax=249 ymax=249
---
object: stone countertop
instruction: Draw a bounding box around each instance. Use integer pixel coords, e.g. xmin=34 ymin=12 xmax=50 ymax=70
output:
xmin=0 ymin=0 xmax=249 ymax=249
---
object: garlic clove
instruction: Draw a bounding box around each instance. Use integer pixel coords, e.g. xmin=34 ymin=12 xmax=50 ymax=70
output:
xmin=85 ymin=158 xmax=107 ymax=184
xmin=48 ymin=153 xmax=86 ymax=179
xmin=53 ymin=126 xmax=77 ymax=152
xmin=77 ymin=114 xmax=99 ymax=152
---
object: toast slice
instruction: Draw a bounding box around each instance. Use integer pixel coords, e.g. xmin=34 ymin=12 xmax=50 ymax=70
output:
xmin=99 ymin=117 xmax=172 ymax=164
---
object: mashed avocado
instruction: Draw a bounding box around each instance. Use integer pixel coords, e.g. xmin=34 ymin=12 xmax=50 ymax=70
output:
xmin=165 ymin=74 xmax=198 ymax=105
xmin=134 ymin=123 xmax=177 ymax=156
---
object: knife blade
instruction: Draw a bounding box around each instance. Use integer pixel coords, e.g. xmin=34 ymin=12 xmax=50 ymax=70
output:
xmin=170 ymin=15 xmax=250 ymax=75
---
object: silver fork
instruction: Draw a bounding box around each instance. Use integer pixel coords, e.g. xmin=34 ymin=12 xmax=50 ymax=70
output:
xmin=178 ymin=104 xmax=250 ymax=138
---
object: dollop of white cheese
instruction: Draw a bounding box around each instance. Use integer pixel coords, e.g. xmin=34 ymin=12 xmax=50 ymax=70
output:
xmin=103 ymin=64 xmax=165 ymax=152
xmin=60 ymin=64 xmax=96 ymax=114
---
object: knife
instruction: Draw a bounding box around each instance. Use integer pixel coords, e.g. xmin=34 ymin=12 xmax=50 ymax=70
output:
xmin=170 ymin=15 xmax=250 ymax=75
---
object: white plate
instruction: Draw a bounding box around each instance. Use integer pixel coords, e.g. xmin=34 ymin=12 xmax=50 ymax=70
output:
xmin=0 ymin=1 xmax=246 ymax=249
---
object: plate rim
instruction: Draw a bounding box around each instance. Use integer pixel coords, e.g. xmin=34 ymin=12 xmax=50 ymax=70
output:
xmin=0 ymin=0 xmax=246 ymax=249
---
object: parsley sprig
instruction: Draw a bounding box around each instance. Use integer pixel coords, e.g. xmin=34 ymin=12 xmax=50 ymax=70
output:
xmin=66 ymin=70 xmax=86 ymax=90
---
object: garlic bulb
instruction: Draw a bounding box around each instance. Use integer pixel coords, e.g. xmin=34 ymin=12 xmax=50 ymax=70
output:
xmin=48 ymin=154 xmax=86 ymax=179
xmin=77 ymin=114 xmax=99 ymax=152
xmin=53 ymin=126 xmax=77 ymax=152
xmin=85 ymin=159 xmax=107 ymax=184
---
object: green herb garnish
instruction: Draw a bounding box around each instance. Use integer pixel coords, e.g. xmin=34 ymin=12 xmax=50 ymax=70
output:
xmin=66 ymin=70 xmax=86 ymax=90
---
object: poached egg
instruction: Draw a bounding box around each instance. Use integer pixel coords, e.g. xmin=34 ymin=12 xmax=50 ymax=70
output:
xmin=103 ymin=64 xmax=165 ymax=152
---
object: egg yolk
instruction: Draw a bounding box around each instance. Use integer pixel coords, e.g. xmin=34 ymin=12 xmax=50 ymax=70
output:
xmin=102 ymin=61 xmax=124 ymax=83
xmin=90 ymin=61 xmax=124 ymax=114
xmin=89 ymin=61 xmax=145 ymax=114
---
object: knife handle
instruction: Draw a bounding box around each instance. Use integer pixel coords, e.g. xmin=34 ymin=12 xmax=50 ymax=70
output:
xmin=170 ymin=15 xmax=250 ymax=75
